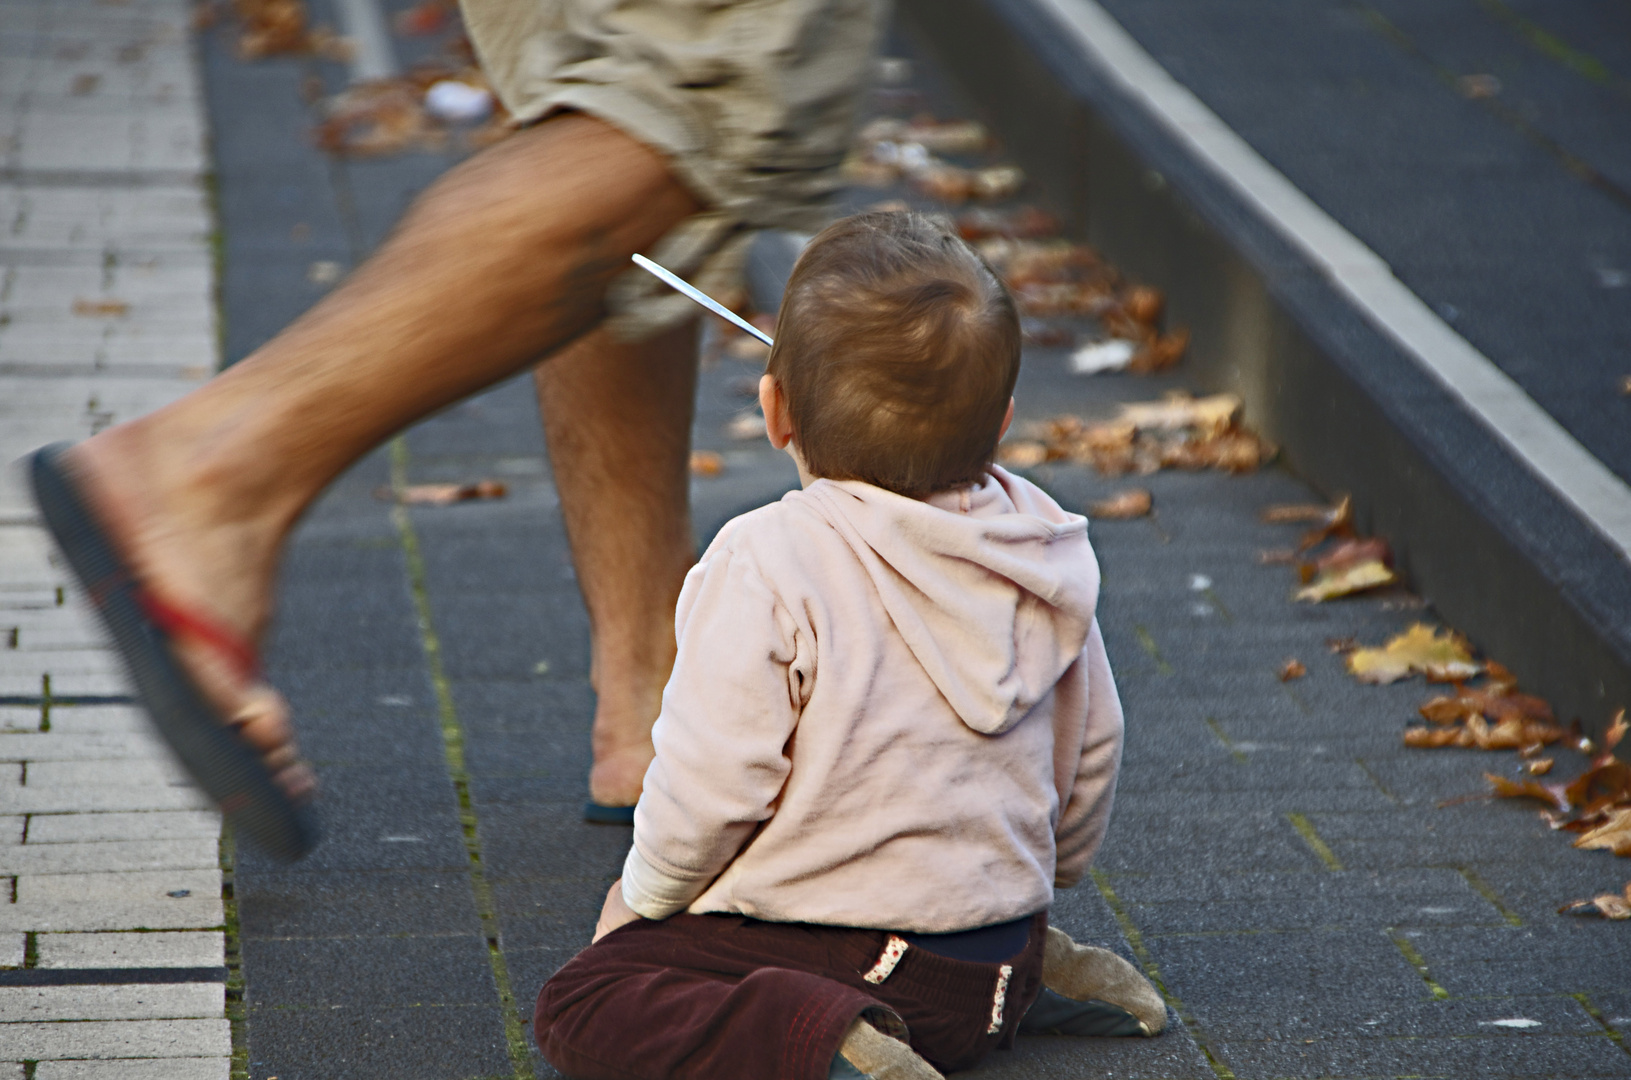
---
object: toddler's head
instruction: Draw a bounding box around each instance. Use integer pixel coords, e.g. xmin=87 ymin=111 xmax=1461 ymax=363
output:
xmin=762 ymin=210 xmax=1020 ymax=498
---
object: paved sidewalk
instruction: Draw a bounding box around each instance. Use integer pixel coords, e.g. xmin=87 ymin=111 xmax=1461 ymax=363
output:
xmin=1 ymin=0 xmax=229 ymax=1074
xmin=187 ymin=9 xmax=1631 ymax=1078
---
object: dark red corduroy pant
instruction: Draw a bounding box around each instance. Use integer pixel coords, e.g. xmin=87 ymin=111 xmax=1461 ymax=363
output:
xmin=535 ymin=912 xmax=1047 ymax=1080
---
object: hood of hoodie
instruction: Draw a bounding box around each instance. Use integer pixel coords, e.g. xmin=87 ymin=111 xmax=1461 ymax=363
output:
xmin=792 ymin=466 xmax=1099 ymax=736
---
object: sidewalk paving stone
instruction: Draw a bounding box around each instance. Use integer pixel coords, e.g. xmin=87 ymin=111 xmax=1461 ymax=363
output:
xmin=37 ymin=930 xmax=225 ymax=969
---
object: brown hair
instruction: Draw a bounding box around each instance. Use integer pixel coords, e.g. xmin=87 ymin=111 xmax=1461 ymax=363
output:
xmin=766 ymin=210 xmax=1021 ymax=498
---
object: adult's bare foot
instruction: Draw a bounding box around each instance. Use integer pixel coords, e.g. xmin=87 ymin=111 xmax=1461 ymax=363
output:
xmin=62 ymin=421 xmax=314 ymax=799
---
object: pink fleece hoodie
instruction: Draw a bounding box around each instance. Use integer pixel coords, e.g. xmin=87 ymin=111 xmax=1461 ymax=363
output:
xmin=621 ymin=465 xmax=1124 ymax=933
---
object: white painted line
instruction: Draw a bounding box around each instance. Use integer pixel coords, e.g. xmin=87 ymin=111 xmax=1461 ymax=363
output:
xmin=335 ymin=0 xmax=399 ymax=82
xmin=1038 ymin=0 xmax=1631 ymax=565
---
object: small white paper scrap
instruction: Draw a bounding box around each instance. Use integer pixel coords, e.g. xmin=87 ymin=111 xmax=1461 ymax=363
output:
xmin=1070 ymin=338 xmax=1137 ymax=375
xmin=1480 ymin=1019 xmax=1541 ymax=1029
xmin=425 ymin=80 xmax=494 ymax=123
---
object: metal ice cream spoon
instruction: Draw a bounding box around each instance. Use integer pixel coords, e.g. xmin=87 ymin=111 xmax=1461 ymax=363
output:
xmin=632 ymin=253 xmax=774 ymax=347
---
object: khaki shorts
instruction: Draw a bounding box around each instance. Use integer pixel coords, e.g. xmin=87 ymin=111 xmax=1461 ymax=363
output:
xmin=461 ymin=0 xmax=888 ymax=341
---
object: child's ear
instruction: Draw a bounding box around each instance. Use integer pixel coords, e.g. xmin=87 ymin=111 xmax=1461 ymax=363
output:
xmin=759 ymin=374 xmax=795 ymax=450
xmin=998 ymin=397 xmax=1015 ymax=441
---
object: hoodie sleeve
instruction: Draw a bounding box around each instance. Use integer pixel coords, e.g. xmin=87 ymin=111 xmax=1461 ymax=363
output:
xmin=622 ymin=540 xmax=811 ymax=920
xmin=1054 ymin=618 xmax=1125 ymax=888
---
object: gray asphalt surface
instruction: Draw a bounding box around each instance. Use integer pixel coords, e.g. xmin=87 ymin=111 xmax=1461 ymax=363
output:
xmin=198 ymin=6 xmax=1631 ymax=1078
xmin=1093 ymin=0 xmax=1631 ymax=490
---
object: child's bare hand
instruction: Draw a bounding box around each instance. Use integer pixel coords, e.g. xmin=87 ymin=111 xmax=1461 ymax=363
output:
xmin=593 ymin=878 xmax=643 ymax=942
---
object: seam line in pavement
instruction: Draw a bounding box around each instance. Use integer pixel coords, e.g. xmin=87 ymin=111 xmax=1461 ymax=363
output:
xmin=1386 ymin=929 xmax=1451 ymax=1001
xmin=1572 ymin=993 xmax=1631 ymax=1057
xmin=1091 ymin=869 xmax=1235 ymax=1080
xmin=1356 ymin=5 xmax=1631 ymax=214
xmin=1454 ymin=867 xmax=1522 ymax=927
xmin=390 ymin=437 xmax=534 ymax=1080
xmin=1285 ymin=812 xmax=1344 ymax=871
xmin=1040 ymin=0 xmax=1631 ymax=565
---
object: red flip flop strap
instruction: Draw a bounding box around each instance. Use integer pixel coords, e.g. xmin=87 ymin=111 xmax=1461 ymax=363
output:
xmin=136 ymin=591 xmax=260 ymax=682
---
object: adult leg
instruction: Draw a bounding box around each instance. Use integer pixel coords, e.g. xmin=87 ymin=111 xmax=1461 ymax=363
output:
xmin=534 ymin=320 xmax=700 ymax=807
xmin=62 ymin=114 xmax=701 ymax=787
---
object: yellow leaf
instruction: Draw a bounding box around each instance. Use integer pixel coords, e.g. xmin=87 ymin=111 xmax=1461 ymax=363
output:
xmin=1573 ymin=807 xmax=1631 ymax=855
xmin=1119 ymin=392 xmax=1241 ymax=437
xmin=1295 ymin=559 xmax=1396 ymax=603
xmin=1088 ymin=488 xmax=1152 ymax=519
xmin=1344 ymin=623 xmax=1478 ymax=683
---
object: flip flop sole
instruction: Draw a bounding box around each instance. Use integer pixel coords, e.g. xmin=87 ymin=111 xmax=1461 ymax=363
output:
xmin=29 ymin=443 xmax=319 ymax=861
xmin=583 ymin=801 xmax=636 ymax=825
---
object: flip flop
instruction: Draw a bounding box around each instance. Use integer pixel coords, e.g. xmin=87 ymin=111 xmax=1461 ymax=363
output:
xmin=583 ymin=801 xmax=636 ymax=825
xmin=29 ymin=443 xmax=319 ymax=861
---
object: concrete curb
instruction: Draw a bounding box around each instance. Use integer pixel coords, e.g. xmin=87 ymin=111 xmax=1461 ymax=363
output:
xmin=894 ymin=0 xmax=1631 ymax=734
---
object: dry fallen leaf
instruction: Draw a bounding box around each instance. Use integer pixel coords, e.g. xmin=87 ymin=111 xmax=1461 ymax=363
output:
xmin=1128 ymin=328 xmax=1189 ymax=374
xmin=394 ymin=0 xmax=452 ymax=35
xmin=956 ymin=206 xmax=1059 ymax=241
xmin=1346 ymin=624 xmax=1479 ymax=684
xmin=1279 ymin=658 xmax=1307 ymax=682
xmin=1558 ymin=882 xmax=1631 ymax=919
xmin=1261 ymin=503 xmax=1336 ymax=524
xmin=1526 ymin=758 xmax=1554 ymax=776
xmin=1565 ymin=759 xmax=1631 ymax=818
xmin=1574 ymin=808 xmax=1631 ymax=856
xmin=1294 ymin=558 xmax=1396 ymax=603
xmin=1119 ymin=392 xmax=1240 ymax=437
xmin=73 ymin=298 xmax=129 ymax=317
xmin=997 ymin=440 xmax=1049 ymax=469
xmin=1620 ymin=375 xmax=1631 ymax=396
xmin=1088 ymin=488 xmax=1152 ymax=519
xmin=378 ymin=479 xmax=507 ymax=505
xmin=1485 ymin=772 xmax=1569 ymax=812
xmin=689 ymin=450 xmax=725 ymax=478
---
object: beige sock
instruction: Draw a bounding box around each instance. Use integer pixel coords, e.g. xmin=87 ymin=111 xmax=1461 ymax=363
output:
xmin=1041 ymin=925 xmax=1167 ymax=1035
xmin=837 ymin=1017 xmax=943 ymax=1080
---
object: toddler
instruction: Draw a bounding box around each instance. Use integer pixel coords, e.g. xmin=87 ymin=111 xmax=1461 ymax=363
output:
xmin=535 ymin=211 xmax=1165 ymax=1080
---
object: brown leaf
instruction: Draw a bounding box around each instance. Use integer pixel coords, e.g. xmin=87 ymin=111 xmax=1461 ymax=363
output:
xmin=72 ymin=298 xmax=129 ymax=317
xmin=1419 ymin=695 xmax=1477 ymax=724
xmin=688 ymin=450 xmax=725 ymax=478
xmin=1558 ymin=889 xmax=1631 ymax=919
xmin=901 ymin=118 xmax=989 ymax=154
xmin=1405 ymin=726 xmax=1462 ymax=748
xmin=1346 ymin=623 xmax=1479 ymax=684
xmin=998 ymin=440 xmax=1049 ymax=468
xmin=1485 ymin=772 xmax=1569 ymax=812
xmin=1314 ymin=537 xmax=1392 ymax=574
xmin=1088 ymin=488 xmax=1152 ymax=519
xmin=1279 ymin=658 xmax=1307 ymax=682
xmin=955 ymin=205 xmax=1059 ymax=241
xmin=236 ymin=0 xmax=315 ymax=58
xmin=394 ymin=0 xmax=451 ymax=36
xmin=1120 ymin=392 xmax=1241 ymax=437
xmin=1605 ymin=709 xmax=1627 ymax=754
xmin=1261 ymin=502 xmax=1337 ymax=524
xmin=1297 ymin=496 xmax=1354 ymax=551
xmin=970 ymin=165 xmax=1024 ymax=200
xmin=1122 ymin=286 xmax=1164 ymax=327
xmin=1295 ymin=559 xmax=1396 ymax=603
xmin=1564 ymin=761 xmax=1631 ymax=818
xmin=378 ymin=479 xmax=507 ymax=505
xmin=1128 ymin=328 xmax=1189 ymax=374
xmin=1526 ymin=758 xmax=1554 ymax=776
xmin=1573 ymin=808 xmax=1631 ymax=856
xmin=1325 ymin=636 xmax=1360 ymax=654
